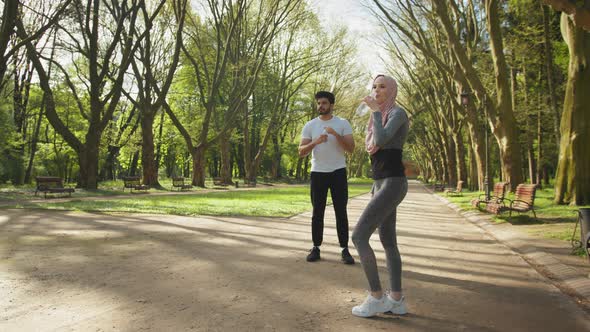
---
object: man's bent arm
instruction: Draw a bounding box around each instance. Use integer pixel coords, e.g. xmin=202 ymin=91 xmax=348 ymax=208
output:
xmin=333 ymin=133 xmax=355 ymax=153
xmin=299 ymin=138 xmax=316 ymax=157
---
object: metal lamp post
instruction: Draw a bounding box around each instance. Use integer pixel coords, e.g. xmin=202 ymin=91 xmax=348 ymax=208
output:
xmin=461 ymin=91 xmax=490 ymax=201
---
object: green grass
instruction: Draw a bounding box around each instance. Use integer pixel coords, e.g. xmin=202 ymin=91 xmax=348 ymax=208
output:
xmin=5 ymin=184 xmax=372 ymax=218
xmin=347 ymin=178 xmax=374 ymax=185
xmin=438 ymin=185 xmax=590 ymax=246
xmin=0 ymin=177 xmax=274 ymax=201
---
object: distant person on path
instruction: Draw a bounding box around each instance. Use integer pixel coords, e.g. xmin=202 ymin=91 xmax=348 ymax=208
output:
xmin=351 ymin=75 xmax=409 ymax=317
xmin=298 ymin=91 xmax=355 ymax=265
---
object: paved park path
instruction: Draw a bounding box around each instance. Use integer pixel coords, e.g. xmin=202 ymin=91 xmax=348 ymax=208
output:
xmin=1 ymin=181 xmax=589 ymax=331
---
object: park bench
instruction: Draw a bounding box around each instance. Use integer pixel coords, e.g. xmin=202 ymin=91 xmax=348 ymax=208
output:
xmin=213 ymin=177 xmax=240 ymax=187
xmin=243 ymin=178 xmax=257 ymax=188
xmin=122 ymin=176 xmax=149 ymax=192
xmin=486 ymin=183 xmax=537 ymax=220
xmin=471 ymin=182 xmax=508 ymax=209
xmin=35 ymin=176 xmax=75 ymax=198
xmin=171 ymin=177 xmax=192 ymax=191
xmin=432 ymin=183 xmax=445 ymax=192
xmin=445 ymin=180 xmax=463 ymax=197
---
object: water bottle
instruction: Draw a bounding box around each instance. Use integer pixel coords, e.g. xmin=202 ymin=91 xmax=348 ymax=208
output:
xmin=320 ymin=127 xmax=328 ymax=143
xmin=356 ymin=103 xmax=370 ymax=116
xmin=355 ymin=91 xmax=376 ymax=116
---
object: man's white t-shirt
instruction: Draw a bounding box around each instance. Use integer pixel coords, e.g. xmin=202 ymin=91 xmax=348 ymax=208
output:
xmin=301 ymin=115 xmax=353 ymax=172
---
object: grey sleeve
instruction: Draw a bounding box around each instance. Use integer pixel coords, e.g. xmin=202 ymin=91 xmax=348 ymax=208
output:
xmin=372 ymin=108 xmax=408 ymax=147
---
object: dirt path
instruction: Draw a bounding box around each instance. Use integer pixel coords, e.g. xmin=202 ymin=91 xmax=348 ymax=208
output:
xmin=1 ymin=181 xmax=589 ymax=331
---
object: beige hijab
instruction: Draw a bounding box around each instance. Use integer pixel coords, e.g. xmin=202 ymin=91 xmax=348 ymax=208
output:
xmin=365 ymin=75 xmax=398 ymax=155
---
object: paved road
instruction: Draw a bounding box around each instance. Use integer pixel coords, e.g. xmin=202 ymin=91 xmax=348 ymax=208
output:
xmin=1 ymin=180 xmax=588 ymax=331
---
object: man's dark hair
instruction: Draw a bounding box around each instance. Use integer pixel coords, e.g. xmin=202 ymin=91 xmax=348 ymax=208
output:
xmin=315 ymin=91 xmax=335 ymax=104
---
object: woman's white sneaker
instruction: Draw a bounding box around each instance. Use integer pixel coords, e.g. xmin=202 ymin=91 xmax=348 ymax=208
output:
xmin=386 ymin=295 xmax=407 ymax=315
xmin=351 ymin=294 xmax=392 ymax=318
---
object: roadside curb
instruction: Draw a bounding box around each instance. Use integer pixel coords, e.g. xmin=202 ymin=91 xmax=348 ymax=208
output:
xmin=426 ymin=186 xmax=590 ymax=308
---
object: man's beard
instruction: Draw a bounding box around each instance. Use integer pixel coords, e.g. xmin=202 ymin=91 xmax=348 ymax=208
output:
xmin=318 ymin=108 xmax=331 ymax=115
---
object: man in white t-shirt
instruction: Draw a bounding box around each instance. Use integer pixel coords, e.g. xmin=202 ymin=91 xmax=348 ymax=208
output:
xmin=298 ymin=91 xmax=355 ymax=264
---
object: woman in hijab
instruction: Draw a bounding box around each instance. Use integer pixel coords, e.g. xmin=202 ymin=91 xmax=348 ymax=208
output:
xmin=351 ymin=74 xmax=410 ymax=318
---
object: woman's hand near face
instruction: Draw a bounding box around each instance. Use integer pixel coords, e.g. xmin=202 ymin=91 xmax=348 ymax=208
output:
xmin=363 ymin=95 xmax=380 ymax=112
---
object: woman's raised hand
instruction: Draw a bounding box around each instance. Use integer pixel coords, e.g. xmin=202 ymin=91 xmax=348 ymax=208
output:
xmin=363 ymin=95 xmax=380 ymax=112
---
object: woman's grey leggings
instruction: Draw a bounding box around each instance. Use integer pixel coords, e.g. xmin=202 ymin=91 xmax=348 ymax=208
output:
xmin=352 ymin=176 xmax=408 ymax=292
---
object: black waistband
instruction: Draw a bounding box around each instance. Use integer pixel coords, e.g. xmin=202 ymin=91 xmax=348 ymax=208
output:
xmin=370 ymin=148 xmax=405 ymax=180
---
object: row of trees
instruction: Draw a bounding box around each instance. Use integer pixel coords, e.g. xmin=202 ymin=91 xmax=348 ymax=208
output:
xmin=1 ymin=0 xmax=588 ymax=206
xmin=0 ymin=0 xmax=371 ymax=190
xmin=372 ymin=0 xmax=589 ymax=205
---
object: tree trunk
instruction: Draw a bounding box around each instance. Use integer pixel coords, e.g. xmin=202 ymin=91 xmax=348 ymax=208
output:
xmin=303 ymin=155 xmax=310 ymax=181
xmin=437 ymin=128 xmax=455 ymax=185
xmin=295 ymin=156 xmax=304 ymax=181
xmin=219 ymin=128 xmax=233 ymax=184
xmin=465 ymin=110 xmax=485 ymax=190
xmin=101 ymin=146 xmax=120 ymax=181
xmin=235 ymin=140 xmax=245 ymax=179
xmin=554 ymin=13 xmax=590 ymax=205
xmin=243 ymin=102 xmax=255 ymax=182
xmin=192 ymin=146 xmax=206 ymax=187
xmin=527 ymin=145 xmax=536 ymax=183
xmin=486 ymin=0 xmax=524 ymax=190
xmin=536 ymin=103 xmax=543 ymax=187
xmin=542 ymin=4 xmax=560 ymax=148
xmin=155 ymin=109 xmax=165 ymax=171
xmin=271 ymin=133 xmax=281 ymax=179
xmin=468 ymin=141 xmax=478 ymax=191
xmin=246 ymin=107 xmax=279 ymax=183
xmin=183 ymin=152 xmax=191 ymax=178
xmin=24 ymin=99 xmax=44 ymax=184
xmin=522 ymin=62 xmax=537 ymax=183
xmin=78 ymin=134 xmax=100 ymax=189
xmin=11 ymin=51 xmax=34 ymax=185
xmin=453 ymin=131 xmax=468 ymax=187
xmin=446 ymin=138 xmax=457 ymax=186
xmin=129 ymin=150 xmax=140 ymax=176
xmin=355 ymin=161 xmax=363 ymax=178
xmin=140 ymin=108 xmax=161 ymax=188
xmin=0 ymin=0 xmax=18 ymax=84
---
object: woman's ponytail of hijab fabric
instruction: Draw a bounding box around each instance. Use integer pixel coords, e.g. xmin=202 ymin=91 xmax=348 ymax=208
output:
xmin=366 ymin=75 xmax=398 ymax=155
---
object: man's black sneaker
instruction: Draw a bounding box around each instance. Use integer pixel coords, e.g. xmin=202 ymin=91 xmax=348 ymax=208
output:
xmin=306 ymin=246 xmax=321 ymax=262
xmin=341 ymin=248 xmax=355 ymax=264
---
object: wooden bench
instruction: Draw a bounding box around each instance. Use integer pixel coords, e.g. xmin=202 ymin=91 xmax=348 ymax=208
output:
xmin=487 ymin=183 xmax=537 ymax=220
xmin=122 ymin=176 xmax=149 ymax=192
xmin=432 ymin=183 xmax=445 ymax=192
xmin=171 ymin=177 xmax=192 ymax=191
xmin=445 ymin=180 xmax=463 ymax=197
xmin=471 ymin=182 xmax=508 ymax=209
xmin=35 ymin=176 xmax=75 ymax=198
xmin=243 ymin=178 xmax=257 ymax=188
xmin=213 ymin=177 xmax=237 ymax=187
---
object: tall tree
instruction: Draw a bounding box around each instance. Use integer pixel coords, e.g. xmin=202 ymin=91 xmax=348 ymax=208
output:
xmin=431 ymin=0 xmax=523 ymax=189
xmin=372 ymin=0 xmax=487 ymax=189
xmin=1 ymin=0 xmax=73 ymax=89
xmin=123 ymin=0 xmax=187 ymax=188
xmin=16 ymin=0 xmax=158 ymax=189
xmin=0 ymin=0 xmax=18 ymax=88
xmin=167 ymin=0 xmax=303 ymax=187
xmin=242 ymin=10 xmax=337 ymax=183
xmin=553 ymin=12 xmax=590 ymax=205
xmin=542 ymin=4 xmax=561 ymax=148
